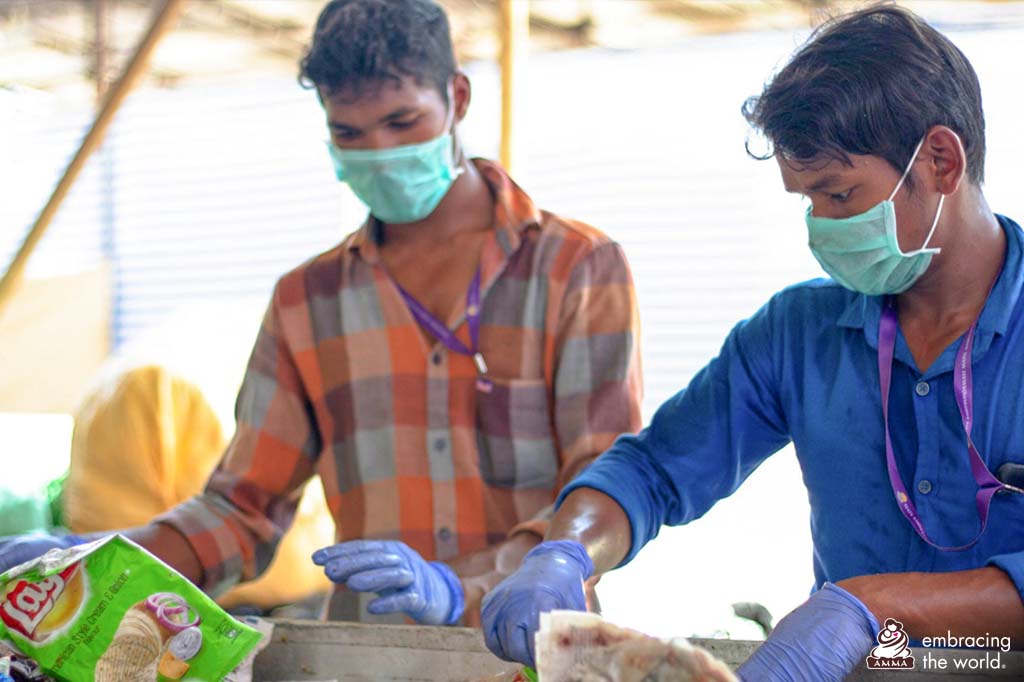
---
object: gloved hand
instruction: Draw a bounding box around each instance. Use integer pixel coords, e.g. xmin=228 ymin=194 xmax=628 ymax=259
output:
xmin=0 ymin=532 xmax=86 ymax=574
xmin=312 ymin=539 xmax=464 ymax=625
xmin=481 ymin=540 xmax=594 ymax=667
xmin=736 ymin=582 xmax=880 ymax=682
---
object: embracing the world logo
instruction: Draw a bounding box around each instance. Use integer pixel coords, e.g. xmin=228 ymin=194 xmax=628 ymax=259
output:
xmin=867 ymin=618 xmax=916 ymax=669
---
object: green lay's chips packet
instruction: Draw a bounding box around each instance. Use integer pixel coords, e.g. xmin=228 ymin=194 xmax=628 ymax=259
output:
xmin=0 ymin=534 xmax=263 ymax=681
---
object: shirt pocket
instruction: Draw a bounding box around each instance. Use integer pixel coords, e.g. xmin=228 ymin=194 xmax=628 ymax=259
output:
xmin=474 ymin=377 xmax=559 ymax=489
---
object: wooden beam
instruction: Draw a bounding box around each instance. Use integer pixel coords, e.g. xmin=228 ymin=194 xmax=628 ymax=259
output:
xmin=0 ymin=0 xmax=188 ymax=314
xmin=498 ymin=0 xmax=529 ymax=173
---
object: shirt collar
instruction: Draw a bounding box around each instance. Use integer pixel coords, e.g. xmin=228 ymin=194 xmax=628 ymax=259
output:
xmin=837 ymin=214 xmax=1024 ymax=347
xmin=345 ymin=158 xmax=541 ymax=265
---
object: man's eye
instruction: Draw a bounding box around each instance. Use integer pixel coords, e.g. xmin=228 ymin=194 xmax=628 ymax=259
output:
xmin=389 ymin=118 xmax=418 ymax=129
xmin=333 ymin=130 xmax=359 ymax=141
xmin=830 ymin=190 xmax=852 ymax=202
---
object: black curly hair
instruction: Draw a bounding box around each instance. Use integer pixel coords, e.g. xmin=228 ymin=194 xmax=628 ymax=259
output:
xmin=299 ymin=0 xmax=456 ymax=102
xmin=743 ymin=4 xmax=986 ymax=188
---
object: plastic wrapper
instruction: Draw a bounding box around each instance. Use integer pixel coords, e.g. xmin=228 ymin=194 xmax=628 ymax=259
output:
xmin=0 ymin=640 xmax=54 ymax=682
xmin=0 ymin=535 xmax=262 ymax=681
xmin=534 ymin=611 xmax=737 ymax=682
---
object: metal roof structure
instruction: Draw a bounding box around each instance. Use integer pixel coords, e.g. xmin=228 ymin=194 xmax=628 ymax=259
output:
xmin=5 ymin=0 xmax=1023 ymax=105
xmin=0 ymin=0 xmax=837 ymax=105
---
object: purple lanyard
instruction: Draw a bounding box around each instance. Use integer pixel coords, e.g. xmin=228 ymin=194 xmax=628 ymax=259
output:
xmin=395 ymin=268 xmax=491 ymax=388
xmin=878 ymin=299 xmax=1019 ymax=551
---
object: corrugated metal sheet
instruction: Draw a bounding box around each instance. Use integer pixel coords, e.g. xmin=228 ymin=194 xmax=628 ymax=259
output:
xmin=104 ymin=80 xmax=354 ymax=346
xmin=514 ymin=35 xmax=824 ymax=414
xmin=1 ymin=97 xmax=109 ymax=279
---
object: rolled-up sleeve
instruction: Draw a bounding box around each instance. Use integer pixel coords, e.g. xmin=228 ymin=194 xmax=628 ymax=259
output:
xmin=157 ymin=281 xmax=321 ymax=595
xmin=557 ymin=294 xmax=791 ymax=565
xmin=988 ymin=551 xmax=1024 ymax=605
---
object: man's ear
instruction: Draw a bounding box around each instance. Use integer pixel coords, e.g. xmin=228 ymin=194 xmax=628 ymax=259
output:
xmin=452 ymin=72 xmax=471 ymax=122
xmin=924 ymin=125 xmax=967 ymax=196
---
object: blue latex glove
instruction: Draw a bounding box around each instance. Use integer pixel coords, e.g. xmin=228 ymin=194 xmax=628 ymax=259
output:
xmin=736 ymin=582 xmax=880 ymax=682
xmin=0 ymin=532 xmax=85 ymax=574
xmin=312 ymin=539 xmax=464 ymax=625
xmin=481 ymin=540 xmax=594 ymax=667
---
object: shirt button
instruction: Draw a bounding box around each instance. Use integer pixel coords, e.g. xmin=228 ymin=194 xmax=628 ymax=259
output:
xmin=915 ymin=381 xmax=931 ymax=397
xmin=432 ymin=352 xmax=443 ymax=365
xmin=434 ymin=437 xmax=446 ymax=451
xmin=438 ymin=527 xmax=452 ymax=541
xmin=917 ymin=479 xmax=933 ymax=495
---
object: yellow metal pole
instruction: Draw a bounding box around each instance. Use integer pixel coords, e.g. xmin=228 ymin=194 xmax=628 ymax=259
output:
xmin=499 ymin=0 xmax=529 ymax=174
xmin=0 ymin=0 xmax=188 ymax=314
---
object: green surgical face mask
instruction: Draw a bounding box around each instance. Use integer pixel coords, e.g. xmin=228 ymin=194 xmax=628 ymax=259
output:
xmin=806 ymin=137 xmax=945 ymax=296
xmin=327 ymin=100 xmax=462 ymax=224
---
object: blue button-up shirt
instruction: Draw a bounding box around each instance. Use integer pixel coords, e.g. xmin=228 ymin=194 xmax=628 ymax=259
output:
xmin=561 ymin=215 xmax=1024 ymax=602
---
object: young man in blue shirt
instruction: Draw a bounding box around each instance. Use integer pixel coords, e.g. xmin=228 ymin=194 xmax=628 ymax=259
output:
xmin=481 ymin=6 xmax=1024 ymax=680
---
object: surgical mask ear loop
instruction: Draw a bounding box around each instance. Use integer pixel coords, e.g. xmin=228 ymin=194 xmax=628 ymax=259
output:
xmin=442 ymin=84 xmax=457 ymax=134
xmin=888 ymin=137 xmax=927 ymax=202
xmin=443 ymin=83 xmax=468 ymax=174
xmin=888 ymin=136 xmax=944 ymax=256
xmin=912 ymin=193 xmax=945 ymax=255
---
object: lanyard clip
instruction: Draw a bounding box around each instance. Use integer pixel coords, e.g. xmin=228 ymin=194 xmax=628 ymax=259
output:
xmin=473 ymin=352 xmax=488 ymax=375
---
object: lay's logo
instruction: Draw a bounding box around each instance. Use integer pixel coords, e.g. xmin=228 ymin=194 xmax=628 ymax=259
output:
xmin=1 ymin=563 xmax=87 ymax=642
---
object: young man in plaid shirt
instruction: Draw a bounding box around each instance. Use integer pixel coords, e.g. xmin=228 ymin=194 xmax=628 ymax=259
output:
xmin=0 ymin=0 xmax=642 ymax=625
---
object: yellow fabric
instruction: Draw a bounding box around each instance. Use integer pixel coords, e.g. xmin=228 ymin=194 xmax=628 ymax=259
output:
xmin=64 ymin=365 xmax=333 ymax=609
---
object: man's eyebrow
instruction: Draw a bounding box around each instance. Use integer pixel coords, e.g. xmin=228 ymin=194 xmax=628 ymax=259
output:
xmin=806 ymin=174 xmax=845 ymax=193
xmin=379 ymin=106 xmax=418 ymax=122
xmin=328 ymin=107 xmax=419 ymax=131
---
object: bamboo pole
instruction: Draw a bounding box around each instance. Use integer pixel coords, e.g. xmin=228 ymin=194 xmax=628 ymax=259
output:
xmin=498 ymin=0 xmax=529 ymax=174
xmin=0 ymin=0 xmax=188 ymax=314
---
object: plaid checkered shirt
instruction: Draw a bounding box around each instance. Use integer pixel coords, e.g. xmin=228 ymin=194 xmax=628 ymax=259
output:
xmin=158 ymin=159 xmax=643 ymax=598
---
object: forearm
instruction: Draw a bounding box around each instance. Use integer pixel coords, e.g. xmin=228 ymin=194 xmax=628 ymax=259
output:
xmin=83 ymin=523 xmax=204 ymax=587
xmin=545 ymin=488 xmax=631 ymax=575
xmin=448 ymin=533 xmax=541 ymax=625
xmin=838 ymin=567 xmax=1024 ymax=646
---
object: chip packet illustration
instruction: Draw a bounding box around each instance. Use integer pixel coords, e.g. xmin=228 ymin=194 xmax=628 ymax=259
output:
xmin=0 ymin=534 xmax=263 ymax=681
